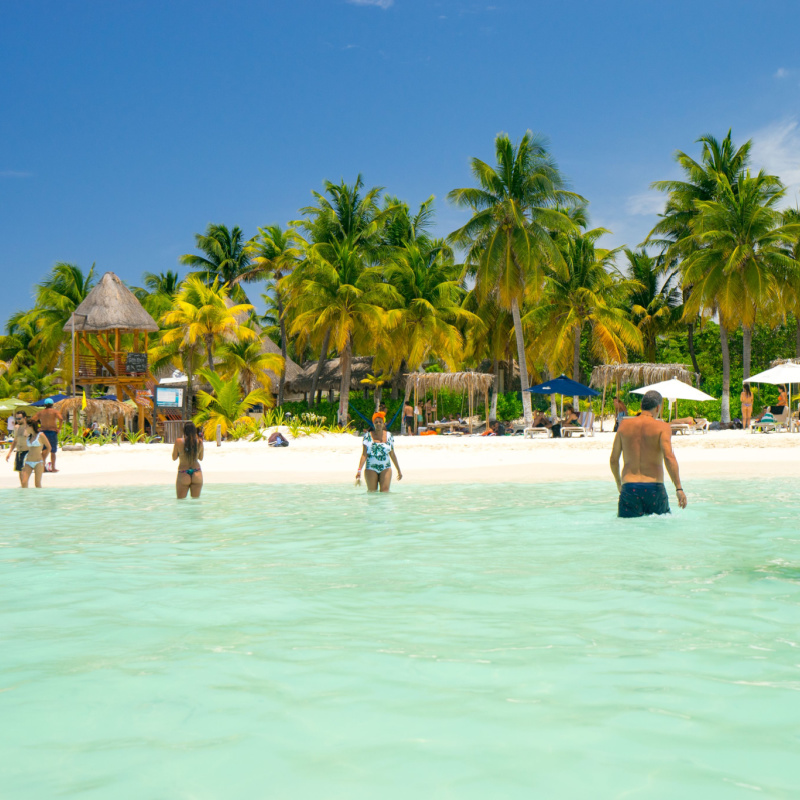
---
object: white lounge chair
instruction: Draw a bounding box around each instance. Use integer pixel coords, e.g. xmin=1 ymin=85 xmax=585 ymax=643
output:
xmin=751 ymin=408 xmax=790 ymax=433
xmin=562 ymin=411 xmax=594 ymax=438
xmin=523 ymin=425 xmax=553 ymax=438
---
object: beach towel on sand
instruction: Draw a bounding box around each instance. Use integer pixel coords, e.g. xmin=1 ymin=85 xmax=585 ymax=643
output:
xmin=268 ymin=432 xmax=289 ymax=447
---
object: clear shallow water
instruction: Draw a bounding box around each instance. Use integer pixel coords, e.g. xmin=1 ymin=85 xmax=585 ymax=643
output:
xmin=1 ymin=481 xmax=799 ymax=799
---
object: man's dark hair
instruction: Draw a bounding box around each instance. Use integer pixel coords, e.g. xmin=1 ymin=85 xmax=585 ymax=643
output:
xmin=641 ymin=390 xmax=662 ymax=412
xmin=15 ymin=410 xmax=27 ymax=419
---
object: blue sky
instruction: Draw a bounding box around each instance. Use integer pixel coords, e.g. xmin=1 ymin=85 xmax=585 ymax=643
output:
xmin=2 ymin=0 xmax=800 ymax=325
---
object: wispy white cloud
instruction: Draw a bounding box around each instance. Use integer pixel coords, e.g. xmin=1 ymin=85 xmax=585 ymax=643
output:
xmin=346 ymin=0 xmax=393 ymax=8
xmin=625 ymin=191 xmax=664 ymax=216
xmin=750 ymin=118 xmax=800 ymax=203
xmin=0 ymin=170 xmax=32 ymax=178
xmin=774 ymin=67 xmax=789 ymax=79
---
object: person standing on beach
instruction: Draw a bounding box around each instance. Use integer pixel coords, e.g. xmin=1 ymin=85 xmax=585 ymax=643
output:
xmin=355 ymin=411 xmax=402 ymax=492
xmin=610 ymin=390 xmax=687 ymax=517
xmin=33 ymin=398 xmax=62 ymax=472
xmin=403 ymin=400 xmax=414 ymax=435
xmin=20 ymin=419 xmax=51 ymax=489
xmin=613 ymin=397 xmax=628 ymax=432
xmin=173 ymin=421 xmax=204 ymax=499
xmin=5 ymin=410 xmax=29 ymax=486
xmin=740 ymin=383 xmax=754 ymax=429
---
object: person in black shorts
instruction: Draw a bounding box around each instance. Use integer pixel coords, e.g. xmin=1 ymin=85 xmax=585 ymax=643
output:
xmin=5 ymin=410 xmax=29 ymax=487
xmin=610 ymin=390 xmax=687 ymax=518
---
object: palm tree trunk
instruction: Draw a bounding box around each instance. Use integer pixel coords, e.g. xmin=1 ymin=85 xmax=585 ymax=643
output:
xmin=687 ymin=322 xmax=701 ymax=385
xmin=310 ymin=329 xmax=331 ymax=408
xmin=742 ymin=325 xmax=752 ymax=382
xmin=276 ymin=290 xmax=287 ymax=407
xmin=572 ymin=325 xmax=581 ymax=409
xmin=796 ymin=316 xmax=800 ymax=359
xmin=490 ymin=358 xmax=499 ymax=419
xmin=391 ymin=358 xmax=405 ymax=400
xmin=720 ymin=323 xmax=731 ymax=423
xmin=204 ymin=336 xmax=216 ymax=373
xmin=338 ymin=338 xmax=352 ymax=426
xmin=511 ymin=298 xmax=532 ymax=423
xmin=374 ymin=385 xmax=382 ymax=412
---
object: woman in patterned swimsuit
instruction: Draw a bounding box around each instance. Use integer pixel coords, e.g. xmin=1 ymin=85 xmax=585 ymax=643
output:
xmin=355 ymin=412 xmax=403 ymax=492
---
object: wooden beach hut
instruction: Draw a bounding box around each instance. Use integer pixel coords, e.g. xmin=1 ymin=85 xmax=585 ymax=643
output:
xmin=64 ymin=272 xmax=159 ymax=431
xmin=405 ymin=371 xmax=494 ymax=434
xmin=590 ymin=363 xmax=698 ymax=431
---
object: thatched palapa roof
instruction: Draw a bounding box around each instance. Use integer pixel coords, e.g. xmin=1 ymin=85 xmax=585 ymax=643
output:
xmin=771 ymin=357 xmax=800 ymax=366
xmin=54 ymin=396 xmax=136 ymax=421
xmin=590 ymin=363 xmax=696 ymax=388
xmin=290 ymin=356 xmax=375 ymax=393
xmin=64 ymin=272 xmax=159 ymax=333
xmin=406 ymin=371 xmax=494 ymax=394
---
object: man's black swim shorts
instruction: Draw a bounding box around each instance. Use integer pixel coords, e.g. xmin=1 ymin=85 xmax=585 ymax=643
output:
xmin=618 ymin=482 xmax=670 ymax=518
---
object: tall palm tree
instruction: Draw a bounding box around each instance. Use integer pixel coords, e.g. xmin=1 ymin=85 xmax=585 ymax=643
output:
xmin=0 ymin=313 xmax=39 ymax=373
xmin=779 ymin=207 xmax=800 ymax=357
xmin=625 ymin=249 xmax=681 ymax=362
xmin=193 ymin=369 xmax=272 ymax=439
xmin=525 ymin=228 xmax=642 ymax=391
xmin=448 ymin=131 xmax=581 ymax=423
xmin=289 ymin=177 xmax=397 ymax=423
xmin=15 ymin=364 xmax=65 ymax=401
xmin=233 ymin=225 xmax=303 ymax=405
xmin=180 ymin=224 xmax=255 ymax=300
xmin=161 ymin=277 xmax=256 ymax=373
xmin=681 ymin=171 xmax=800 ymax=419
xmin=647 ymin=131 xmax=754 ymax=384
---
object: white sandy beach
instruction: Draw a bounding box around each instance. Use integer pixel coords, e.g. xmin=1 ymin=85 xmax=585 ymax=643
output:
xmin=2 ymin=430 xmax=798 ymax=490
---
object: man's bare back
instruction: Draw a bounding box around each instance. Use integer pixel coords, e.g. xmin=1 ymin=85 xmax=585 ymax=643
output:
xmin=610 ymin=392 xmax=687 ymax=517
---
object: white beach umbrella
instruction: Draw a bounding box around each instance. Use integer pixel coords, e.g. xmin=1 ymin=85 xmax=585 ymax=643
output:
xmin=632 ymin=378 xmax=715 ymax=421
xmin=745 ymin=361 xmax=800 ymax=432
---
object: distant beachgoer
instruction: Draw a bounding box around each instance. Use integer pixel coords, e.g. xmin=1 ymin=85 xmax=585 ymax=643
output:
xmin=562 ymin=405 xmax=580 ymax=427
xmin=173 ymin=421 xmax=204 ymax=499
xmin=610 ymin=390 xmax=687 ymax=517
xmin=6 ymin=414 xmax=14 ymax=436
xmin=532 ymin=410 xmax=561 ymax=438
xmin=613 ymin=397 xmax=628 ymax=432
xmin=740 ymin=384 xmax=754 ymax=428
xmin=33 ymin=398 xmax=62 ymax=472
xmin=403 ymin=401 xmax=414 ymax=435
xmin=20 ymin=419 xmax=51 ymax=489
xmin=356 ymin=411 xmax=402 ymax=492
xmin=5 ymin=410 xmax=29 ymax=487
xmin=671 ymin=417 xmax=696 ymax=426
xmin=424 ymin=399 xmax=433 ymax=425
xmin=776 ymin=385 xmax=788 ymax=412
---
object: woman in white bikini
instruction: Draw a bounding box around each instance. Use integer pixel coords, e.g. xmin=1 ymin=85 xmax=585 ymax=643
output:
xmin=172 ymin=421 xmax=204 ymax=499
xmin=355 ymin=412 xmax=403 ymax=492
xmin=21 ymin=419 xmax=52 ymax=489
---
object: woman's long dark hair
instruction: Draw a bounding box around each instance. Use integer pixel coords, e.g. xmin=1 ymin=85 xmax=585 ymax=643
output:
xmin=743 ymin=383 xmax=752 ymax=398
xmin=28 ymin=419 xmax=40 ymax=434
xmin=183 ymin=421 xmax=199 ymax=461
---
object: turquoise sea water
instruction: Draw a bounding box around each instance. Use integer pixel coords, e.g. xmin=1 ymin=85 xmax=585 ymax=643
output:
xmin=1 ymin=481 xmax=799 ymax=799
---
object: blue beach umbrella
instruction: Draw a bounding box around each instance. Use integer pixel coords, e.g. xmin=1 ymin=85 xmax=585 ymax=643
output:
xmin=525 ymin=374 xmax=599 ymax=418
xmin=30 ymin=393 xmax=71 ymax=407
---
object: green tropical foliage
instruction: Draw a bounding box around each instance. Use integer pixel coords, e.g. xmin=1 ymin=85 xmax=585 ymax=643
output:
xmin=193 ymin=369 xmax=272 ymax=439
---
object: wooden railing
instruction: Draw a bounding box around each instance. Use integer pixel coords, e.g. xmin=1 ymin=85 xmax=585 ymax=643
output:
xmin=76 ymin=355 xmax=148 ymax=378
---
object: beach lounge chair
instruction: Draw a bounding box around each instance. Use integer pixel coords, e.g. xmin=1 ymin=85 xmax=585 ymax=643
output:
xmin=561 ymin=411 xmax=595 ymax=438
xmin=523 ymin=425 xmax=552 ymax=438
xmin=751 ymin=407 xmax=790 ymax=433
xmin=690 ymin=418 xmax=709 ymax=434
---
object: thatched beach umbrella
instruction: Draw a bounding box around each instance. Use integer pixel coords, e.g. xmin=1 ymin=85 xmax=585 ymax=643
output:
xmin=590 ymin=363 xmax=698 ymax=431
xmin=405 ymin=371 xmax=494 ymax=433
xmin=54 ymin=396 xmax=137 ymax=426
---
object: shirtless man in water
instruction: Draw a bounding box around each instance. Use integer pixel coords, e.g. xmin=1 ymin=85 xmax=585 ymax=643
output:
xmin=609 ymin=390 xmax=687 ymax=517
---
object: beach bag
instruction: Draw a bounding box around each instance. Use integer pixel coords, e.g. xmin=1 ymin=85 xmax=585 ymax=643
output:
xmin=268 ymin=432 xmax=289 ymax=447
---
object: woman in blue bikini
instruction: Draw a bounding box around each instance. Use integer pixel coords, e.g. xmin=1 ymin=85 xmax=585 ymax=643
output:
xmin=20 ymin=419 xmax=52 ymax=489
xmin=172 ymin=421 xmax=204 ymax=499
xmin=355 ymin=412 xmax=403 ymax=492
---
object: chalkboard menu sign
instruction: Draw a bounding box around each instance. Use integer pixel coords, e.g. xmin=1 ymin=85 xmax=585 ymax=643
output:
xmin=126 ymin=352 xmax=148 ymax=374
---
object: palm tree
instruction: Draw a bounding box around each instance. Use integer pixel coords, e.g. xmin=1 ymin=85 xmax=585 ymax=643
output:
xmin=133 ymin=271 xmax=182 ymax=320
xmin=217 ymin=336 xmax=284 ymax=396
xmin=233 ymin=225 xmax=302 ymax=405
xmin=289 ymin=177 xmax=397 ymax=423
xmin=647 ymin=131 xmax=754 ymax=382
xmin=0 ymin=313 xmax=39 ymax=373
xmin=681 ymin=170 xmax=800 ymax=419
xmin=625 ymin=249 xmax=680 ymax=362
xmin=180 ymin=224 xmax=255 ymax=300
xmin=161 ymin=277 xmax=256 ymax=373
xmin=15 ymin=364 xmax=65 ymax=401
xmin=383 ymin=240 xmax=475 ymax=373
xmin=16 ymin=263 xmax=95 ymax=373
xmin=360 ymin=373 xmax=389 ymax=411
xmin=779 ymin=207 xmax=800 ymax=357
xmin=525 ymin=228 xmax=642 ymax=394
xmin=448 ymin=131 xmax=581 ymax=423
xmin=193 ymin=369 xmax=272 ymax=439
